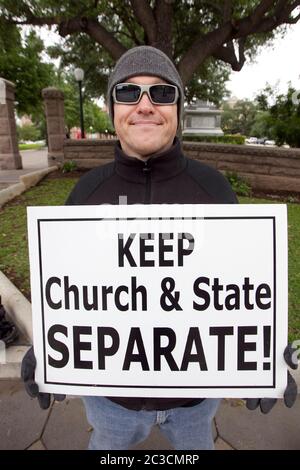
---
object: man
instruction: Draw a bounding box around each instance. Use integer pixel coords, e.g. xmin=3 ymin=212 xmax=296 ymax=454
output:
xmin=22 ymin=46 xmax=297 ymax=450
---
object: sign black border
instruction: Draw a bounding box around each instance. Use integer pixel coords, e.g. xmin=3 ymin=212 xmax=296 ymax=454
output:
xmin=37 ymin=216 xmax=276 ymax=390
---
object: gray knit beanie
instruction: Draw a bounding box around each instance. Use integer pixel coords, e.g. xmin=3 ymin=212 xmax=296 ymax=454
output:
xmin=107 ymin=46 xmax=184 ymax=127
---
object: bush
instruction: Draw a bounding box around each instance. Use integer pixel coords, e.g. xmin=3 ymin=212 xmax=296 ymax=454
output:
xmin=182 ymin=134 xmax=245 ymax=145
xmin=62 ymin=160 xmax=77 ymax=173
xmin=225 ymin=172 xmax=252 ymax=197
xmin=17 ymin=123 xmax=41 ymax=143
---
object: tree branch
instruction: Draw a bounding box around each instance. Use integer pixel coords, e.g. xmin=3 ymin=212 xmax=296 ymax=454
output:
xmin=82 ymin=18 xmax=127 ymax=60
xmin=274 ymin=0 xmax=289 ymax=18
xmin=250 ymin=0 xmax=277 ymax=25
xmin=178 ymin=0 xmax=300 ymax=84
xmin=7 ymin=15 xmax=59 ymax=26
xmin=4 ymin=4 xmax=127 ymax=60
xmin=233 ymin=0 xmax=300 ymax=37
xmin=213 ymin=38 xmax=246 ymax=71
xmin=110 ymin=4 xmax=142 ymax=46
xmin=223 ymin=0 xmax=233 ymax=23
xmin=4 ymin=0 xmax=300 ymax=86
xmin=153 ymin=0 xmax=173 ymax=57
xmin=129 ymin=0 xmax=157 ymax=44
xmin=178 ymin=22 xmax=233 ymax=85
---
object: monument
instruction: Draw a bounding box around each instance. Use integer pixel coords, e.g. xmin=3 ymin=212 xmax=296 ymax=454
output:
xmin=183 ymin=100 xmax=223 ymax=137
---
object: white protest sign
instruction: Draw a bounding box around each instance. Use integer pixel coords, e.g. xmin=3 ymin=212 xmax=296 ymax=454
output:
xmin=27 ymin=204 xmax=288 ymax=398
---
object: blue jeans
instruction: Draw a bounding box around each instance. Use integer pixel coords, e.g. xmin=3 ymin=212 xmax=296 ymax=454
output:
xmin=82 ymin=396 xmax=220 ymax=450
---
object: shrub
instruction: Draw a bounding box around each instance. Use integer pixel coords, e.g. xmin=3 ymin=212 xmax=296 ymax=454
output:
xmin=17 ymin=123 xmax=41 ymax=142
xmin=62 ymin=160 xmax=77 ymax=173
xmin=225 ymin=171 xmax=252 ymax=197
xmin=182 ymin=134 xmax=245 ymax=145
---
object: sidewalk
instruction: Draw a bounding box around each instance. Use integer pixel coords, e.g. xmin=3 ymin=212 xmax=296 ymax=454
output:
xmin=0 ymin=149 xmax=48 ymax=190
xmin=0 ymin=379 xmax=299 ymax=450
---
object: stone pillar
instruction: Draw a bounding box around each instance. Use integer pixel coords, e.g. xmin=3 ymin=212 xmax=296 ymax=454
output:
xmin=42 ymin=87 xmax=65 ymax=166
xmin=0 ymin=78 xmax=22 ymax=170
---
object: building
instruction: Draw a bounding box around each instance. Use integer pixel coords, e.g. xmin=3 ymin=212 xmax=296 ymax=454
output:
xmin=182 ymin=100 xmax=223 ymax=136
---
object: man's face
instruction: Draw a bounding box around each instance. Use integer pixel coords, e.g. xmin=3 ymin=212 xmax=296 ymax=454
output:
xmin=113 ymin=76 xmax=178 ymax=159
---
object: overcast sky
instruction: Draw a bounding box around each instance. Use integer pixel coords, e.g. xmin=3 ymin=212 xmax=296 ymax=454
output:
xmin=38 ymin=20 xmax=300 ymax=101
xmin=227 ymin=21 xmax=300 ymax=100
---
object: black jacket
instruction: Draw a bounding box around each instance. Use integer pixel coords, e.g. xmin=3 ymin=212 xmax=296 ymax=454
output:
xmin=66 ymin=138 xmax=238 ymax=411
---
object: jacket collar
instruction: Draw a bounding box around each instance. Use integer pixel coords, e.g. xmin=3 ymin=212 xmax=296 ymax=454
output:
xmin=114 ymin=137 xmax=186 ymax=183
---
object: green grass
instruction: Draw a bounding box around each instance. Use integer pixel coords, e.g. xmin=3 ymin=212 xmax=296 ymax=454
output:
xmin=0 ymin=180 xmax=299 ymax=341
xmin=240 ymin=196 xmax=300 ymax=342
xmin=19 ymin=143 xmax=45 ymax=150
xmin=0 ymin=177 xmax=78 ymax=300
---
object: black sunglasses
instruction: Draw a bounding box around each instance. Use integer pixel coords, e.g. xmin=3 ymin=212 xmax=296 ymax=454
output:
xmin=113 ymin=83 xmax=179 ymax=105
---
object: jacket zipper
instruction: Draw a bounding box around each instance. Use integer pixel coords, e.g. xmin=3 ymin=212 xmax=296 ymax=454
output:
xmin=143 ymin=161 xmax=151 ymax=204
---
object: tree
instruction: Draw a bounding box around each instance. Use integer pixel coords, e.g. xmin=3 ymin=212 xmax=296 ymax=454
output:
xmin=256 ymin=85 xmax=300 ymax=147
xmin=48 ymin=33 xmax=230 ymax=106
xmin=53 ymin=70 xmax=113 ymax=133
xmin=17 ymin=122 xmax=41 ymax=142
xmin=221 ymin=99 xmax=258 ymax=136
xmin=0 ymin=21 xmax=55 ymax=118
xmin=1 ymin=0 xmax=300 ymax=104
xmin=84 ymin=101 xmax=114 ymax=134
xmin=249 ymin=110 xmax=272 ymax=138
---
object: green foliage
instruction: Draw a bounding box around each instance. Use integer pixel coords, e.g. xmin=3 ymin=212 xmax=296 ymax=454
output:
xmin=0 ymin=0 xmax=289 ymax=105
xmin=49 ymin=36 xmax=231 ymax=106
xmin=48 ymin=34 xmax=115 ymax=104
xmin=84 ymin=101 xmax=114 ymax=134
xmin=249 ymin=110 xmax=272 ymax=139
xmin=62 ymin=160 xmax=77 ymax=173
xmin=255 ymin=84 xmax=300 ymax=147
xmin=183 ymin=134 xmax=245 ymax=145
xmin=221 ymin=100 xmax=258 ymax=136
xmin=53 ymin=71 xmax=114 ymax=133
xmin=225 ymin=172 xmax=252 ymax=197
xmin=0 ymin=23 xmax=55 ymax=118
xmin=19 ymin=143 xmax=44 ymax=150
xmin=17 ymin=123 xmax=41 ymax=142
xmin=183 ymin=58 xmax=230 ymax=106
xmin=0 ymin=177 xmax=78 ymax=299
xmin=53 ymin=71 xmax=81 ymax=130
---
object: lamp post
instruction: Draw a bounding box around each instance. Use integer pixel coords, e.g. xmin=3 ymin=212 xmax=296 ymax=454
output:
xmin=74 ymin=67 xmax=85 ymax=139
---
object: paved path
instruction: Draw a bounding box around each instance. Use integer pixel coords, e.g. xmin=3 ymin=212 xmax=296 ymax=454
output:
xmin=0 ymin=149 xmax=48 ymax=189
xmin=0 ymin=380 xmax=299 ymax=450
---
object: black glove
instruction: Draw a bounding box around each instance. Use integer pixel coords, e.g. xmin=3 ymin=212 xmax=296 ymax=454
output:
xmin=246 ymin=344 xmax=298 ymax=414
xmin=0 ymin=298 xmax=18 ymax=346
xmin=21 ymin=346 xmax=66 ymax=410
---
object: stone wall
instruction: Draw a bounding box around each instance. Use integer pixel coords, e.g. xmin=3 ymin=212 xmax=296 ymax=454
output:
xmin=183 ymin=142 xmax=300 ymax=193
xmin=64 ymin=139 xmax=116 ymax=168
xmin=0 ymin=79 xmax=22 ymax=170
xmin=63 ymin=139 xmax=300 ymax=193
xmin=42 ymin=87 xmax=66 ymax=166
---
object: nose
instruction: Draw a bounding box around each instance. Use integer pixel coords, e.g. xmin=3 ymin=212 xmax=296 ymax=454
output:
xmin=136 ymin=91 xmax=155 ymax=114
